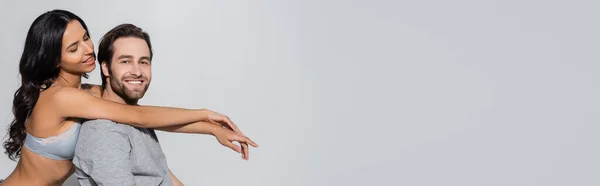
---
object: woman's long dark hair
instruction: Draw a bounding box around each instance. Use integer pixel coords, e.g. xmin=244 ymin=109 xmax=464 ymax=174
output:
xmin=3 ymin=10 xmax=90 ymax=161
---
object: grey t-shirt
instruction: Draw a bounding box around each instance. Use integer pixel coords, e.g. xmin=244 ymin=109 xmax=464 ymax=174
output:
xmin=72 ymin=119 xmax=173 ymax=186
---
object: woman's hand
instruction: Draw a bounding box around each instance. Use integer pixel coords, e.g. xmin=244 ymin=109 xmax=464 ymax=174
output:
xmin=211 ymin=125 xmax=259 ymax=160
xmin=203 ymin=109 xmax=243 ymax=134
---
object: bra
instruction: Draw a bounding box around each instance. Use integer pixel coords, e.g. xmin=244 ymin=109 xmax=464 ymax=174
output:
xmin=23 ymin=120 xmax=82 ymax=160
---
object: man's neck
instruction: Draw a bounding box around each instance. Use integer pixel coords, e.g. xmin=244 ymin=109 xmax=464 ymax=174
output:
xmin=101 ymin=86 xmax=138 ymax=105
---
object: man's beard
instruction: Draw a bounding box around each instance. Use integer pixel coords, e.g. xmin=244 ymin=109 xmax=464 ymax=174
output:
xmin=109 ymin=75 xmax=150 ymax=104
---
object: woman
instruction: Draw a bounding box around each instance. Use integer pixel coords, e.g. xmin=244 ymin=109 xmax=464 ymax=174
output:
xmin=0 ymin=9 xmax=258 ymax=185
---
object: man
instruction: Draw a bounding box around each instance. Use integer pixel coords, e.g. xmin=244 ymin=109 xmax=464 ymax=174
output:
xmin=72 ymin=24 xmax=257 ymax=186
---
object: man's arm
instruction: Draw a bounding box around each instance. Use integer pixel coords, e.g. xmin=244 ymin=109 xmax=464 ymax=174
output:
xmin=73 ymin=120 xmax=135 ymax=186
xmin=169 ymin=169 xmax=184 ymax=186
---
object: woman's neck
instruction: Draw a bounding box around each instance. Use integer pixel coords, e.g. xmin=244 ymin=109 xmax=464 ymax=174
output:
xmin=53 ymin=71 xmax=82 ymax=88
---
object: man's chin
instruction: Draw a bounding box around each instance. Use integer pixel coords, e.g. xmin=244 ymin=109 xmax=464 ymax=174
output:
xmin=122 ymin=88 xmax=147 ymax=100
xmin=124 ymin=92 xmax=145 ymax=100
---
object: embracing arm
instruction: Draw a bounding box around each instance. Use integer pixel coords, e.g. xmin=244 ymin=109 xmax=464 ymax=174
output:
xmin=52 ymin=86 xmax=208 ymax=128
xmin=157 ymin=121 xmax=259 ymax=160
xmin=155 ymin=121 xmax=218 ymax=134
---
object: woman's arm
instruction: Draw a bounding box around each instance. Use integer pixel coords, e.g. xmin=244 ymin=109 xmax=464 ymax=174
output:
xmin=157 ymin=121 xmax=258 ymax=160
xmin=51 ymin=86 xmax=208 ymax=128
xmin=155 ymin=122 xmax=214 ymax=134
xmin=75 ymin=84 xmax=243 ymax=133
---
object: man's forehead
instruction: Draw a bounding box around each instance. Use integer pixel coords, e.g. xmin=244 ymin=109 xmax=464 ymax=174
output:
xmin=112 ymin=37 xmax=150 ymax=58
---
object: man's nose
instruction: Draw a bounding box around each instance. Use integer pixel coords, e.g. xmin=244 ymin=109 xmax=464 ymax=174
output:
xmin=129 ymin=63 xmax=142 ymax=77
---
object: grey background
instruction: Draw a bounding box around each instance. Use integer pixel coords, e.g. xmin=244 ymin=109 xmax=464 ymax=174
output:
xmin=1 ymin=0 xmax=599 ymax=186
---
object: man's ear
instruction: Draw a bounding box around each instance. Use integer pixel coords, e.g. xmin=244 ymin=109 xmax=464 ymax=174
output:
xmin=101 ymin=61 xmax=110 ymax=77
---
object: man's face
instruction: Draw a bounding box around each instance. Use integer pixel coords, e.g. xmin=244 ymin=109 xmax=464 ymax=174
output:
xmin=102 ymin=37 xmax=152 ymax=102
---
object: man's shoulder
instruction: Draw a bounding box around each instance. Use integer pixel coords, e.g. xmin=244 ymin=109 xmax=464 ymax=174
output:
xmin=74 ymin=120 xmax=132 ymax=157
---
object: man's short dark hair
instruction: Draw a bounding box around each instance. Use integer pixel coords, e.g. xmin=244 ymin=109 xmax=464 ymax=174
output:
xmin=97 ymin=23 xmax=153 ymax=88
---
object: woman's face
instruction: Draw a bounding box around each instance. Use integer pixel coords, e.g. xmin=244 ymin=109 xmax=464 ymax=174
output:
xmin=58 ymin=20 xmax=96 ymax=75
